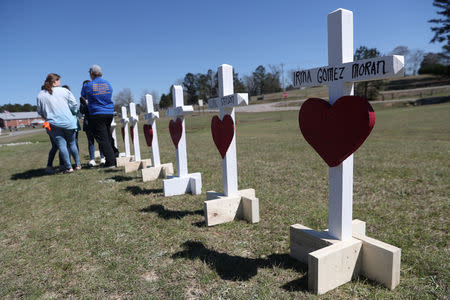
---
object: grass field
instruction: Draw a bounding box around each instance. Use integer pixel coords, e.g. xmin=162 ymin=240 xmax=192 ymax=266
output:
xmin=0 ymin=102 xmax=449 ymax=299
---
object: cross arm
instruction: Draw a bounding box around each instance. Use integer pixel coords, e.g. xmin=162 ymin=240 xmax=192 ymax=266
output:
xmin=208 ymin=93 xmax=249 ymax=109
xmin=144 ymin=111 xmax=160 ymax=120
xmin=292 ymin=55 xmax=404 ymax=88
xmin=166 ymin=105 xmax=194 ymax=117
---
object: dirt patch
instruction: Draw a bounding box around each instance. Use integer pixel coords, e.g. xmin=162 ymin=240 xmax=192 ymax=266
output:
xmin=141 ymin=270 xmax=158 ymax=282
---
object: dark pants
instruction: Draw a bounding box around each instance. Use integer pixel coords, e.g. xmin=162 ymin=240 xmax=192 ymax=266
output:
xmin=89 ymin=114 xmax=117 ymax=167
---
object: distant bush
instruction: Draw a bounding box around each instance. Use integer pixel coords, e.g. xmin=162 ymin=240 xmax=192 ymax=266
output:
xmin=418 ymin=64 xmax=450 ymax=76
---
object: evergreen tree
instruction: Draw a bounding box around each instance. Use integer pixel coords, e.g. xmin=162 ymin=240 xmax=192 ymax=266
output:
xmin=159 ymin=93 xmax=172 ymax=109
xmin=429 ymin=0 xmax=450 ymax=61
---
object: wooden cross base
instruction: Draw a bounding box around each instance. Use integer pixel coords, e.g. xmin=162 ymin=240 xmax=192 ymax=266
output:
xmin=162 ymin=173 xmax=202 ymax=197
xmin=116 ymin=156 xmax=134 ymax=167
xmin=124 ymin=159 xmax=153 ymax=173
xmin=204 ymin=188 xmax=260 ymax=226
xmin=141 ymin=163 xmax=174 ymax=182
xmin=290 ymin=220 xmax=401 ymax=295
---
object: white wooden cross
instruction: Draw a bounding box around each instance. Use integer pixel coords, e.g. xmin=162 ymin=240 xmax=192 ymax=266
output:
xmin=110 ymin=118 xmax=118 ymax=149
xmin=163 ymin=85 xmax=201 ymax=196
xmin=208 ymin=64 xmax=248 ymax=197
xmin=120 ymin=106 xmax=131 ymax=158
xmin=143 ymin=94 xmax=161 ymax=166
xmin=166 ymin=85 xmax=194 ymax=177
xmin=292 ymin=8 xmax=404 ymax=240
xmin=129 ymin=102 xmax=141 ymax=162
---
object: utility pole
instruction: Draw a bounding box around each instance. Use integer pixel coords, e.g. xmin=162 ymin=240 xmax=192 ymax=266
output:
xmin=281 ymin=63 xmax=285 ymax=91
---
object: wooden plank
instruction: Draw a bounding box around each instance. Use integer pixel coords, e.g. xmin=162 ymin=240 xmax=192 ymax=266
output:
xmin=353 ymin=233 xmax=401 ymax=290
xmin=308 ymin=238 xmax=362 ymax=294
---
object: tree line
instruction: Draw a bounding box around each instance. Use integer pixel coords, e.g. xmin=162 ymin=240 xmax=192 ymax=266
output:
xmin=0 ymin=103 xmax=37 ymax=113
xmin=158 ymin=65 xmax=283 ymax=109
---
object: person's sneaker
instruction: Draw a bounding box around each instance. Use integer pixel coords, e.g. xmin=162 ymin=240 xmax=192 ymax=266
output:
xmin=100 ymin=158 xmax=106 ymax=166
xmin=75 ymin=165 xmax=82 ymax=170
xmin=45 ymin=166 xmax=55 ymax=174
xmin=89 ymin=160 xmax=96 ymax=167
xmin=64 ymin=168 xmax=74 ymax=174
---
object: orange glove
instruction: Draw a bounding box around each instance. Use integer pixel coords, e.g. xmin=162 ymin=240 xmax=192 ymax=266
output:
xmin=43 ymin=121 xmax=51 ymax=131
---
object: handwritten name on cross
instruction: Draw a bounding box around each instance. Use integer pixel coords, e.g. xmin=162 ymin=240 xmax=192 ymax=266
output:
xmin=143 ymin=94 xmax=161 ymax=166
xmin=120 ymin=106 xmax=131 ymax=157
xmin=207 ymin=64 xmax=248 ymax=197
xmin=166 ymin=85 xmax=194 ymax=177
xmin=293 ymin=9 xmax=404 ymax=240
xmin=129 ymin=102 xmax=141 ymax=162
xmin=293 ymin=56 xmax=404 ymax=88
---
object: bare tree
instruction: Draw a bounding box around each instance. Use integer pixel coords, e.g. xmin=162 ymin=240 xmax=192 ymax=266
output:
xmin=408 ymin=50 xmax=425 ymax=75
xmin=243 ymin=75 xmax=257 ymax=96
xmin=390 ymin=46 xmax=426 ymax=75
xmin=389 ymin=45 xmax=410 ymax=56
xmin=114 ymin=88 xmax=134 ymax=107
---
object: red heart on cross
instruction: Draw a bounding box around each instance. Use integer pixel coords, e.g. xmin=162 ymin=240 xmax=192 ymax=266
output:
xmin=169 ymin=118 xmax=183 ymax=149
xmin=143 ymin=124 xmax=153 ymax=147
xmin=298 ymin=95 xmax=375 ymax=167
xmin=211 ymin=114 xmax=235 ymax=159
xmin=129 ymin=126 xmax=134 ymax=143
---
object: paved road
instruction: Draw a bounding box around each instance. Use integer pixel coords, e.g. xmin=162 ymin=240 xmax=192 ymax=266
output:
xmin=0 ymin=128 xmax=44 ymax=138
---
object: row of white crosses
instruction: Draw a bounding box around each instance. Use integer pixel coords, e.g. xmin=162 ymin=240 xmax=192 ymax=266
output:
xmin=114 ymin=66 xmax=257 ymax=225
xmin=289 ymin=8 xmax=403 ymax=294
xmin=118 ymin=97 xmax=172 ymax=178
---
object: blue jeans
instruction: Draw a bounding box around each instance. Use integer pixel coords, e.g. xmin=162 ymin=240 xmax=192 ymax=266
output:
xmin=46 ymin=128 xmax=62 ymax=167
xmin=86 ymin=129 xmax=104 ymax=160
xmin=51 ymin=125 xmax=80 ymax=169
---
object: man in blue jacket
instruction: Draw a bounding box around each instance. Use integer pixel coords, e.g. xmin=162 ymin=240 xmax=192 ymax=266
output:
xmin=81 ymin=65 xmax=116 ymax=167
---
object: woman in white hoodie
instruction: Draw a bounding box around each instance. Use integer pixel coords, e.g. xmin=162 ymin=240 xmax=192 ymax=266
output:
xmin=37 ymin=73 xmax=81 ymax=173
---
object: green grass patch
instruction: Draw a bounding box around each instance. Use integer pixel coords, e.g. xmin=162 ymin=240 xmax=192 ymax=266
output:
xmin=0 ymin=103 xmax=449 ymax=299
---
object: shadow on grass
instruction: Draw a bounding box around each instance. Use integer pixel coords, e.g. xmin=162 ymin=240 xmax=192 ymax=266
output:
xmin=140 ymin=204 xmax=203 ymax=219
xmin=11 ymin=168 xmax=51 ymax=180
xmin=281 ymin=277 xmax=309 ymax=292
xmin=192 ymin=221 xmax=206 ymax=227
xmin=126 ymin=186 xmax=163 ymax=195
xmin=103 ymin=168 xmax=121 ymax=173
xmin=172 ymin=240 xmax=308 ymax=290
xmin=110 ymin=175 xmax=134 ymax=182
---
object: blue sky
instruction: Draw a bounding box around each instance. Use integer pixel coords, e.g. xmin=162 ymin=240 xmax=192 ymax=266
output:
xmin=0 ymin=0 xmax=444 ymax=106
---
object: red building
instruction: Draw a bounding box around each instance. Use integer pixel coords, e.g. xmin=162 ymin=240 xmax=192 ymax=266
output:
xmin=0 ymin=112 xmax=44 ymax=129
